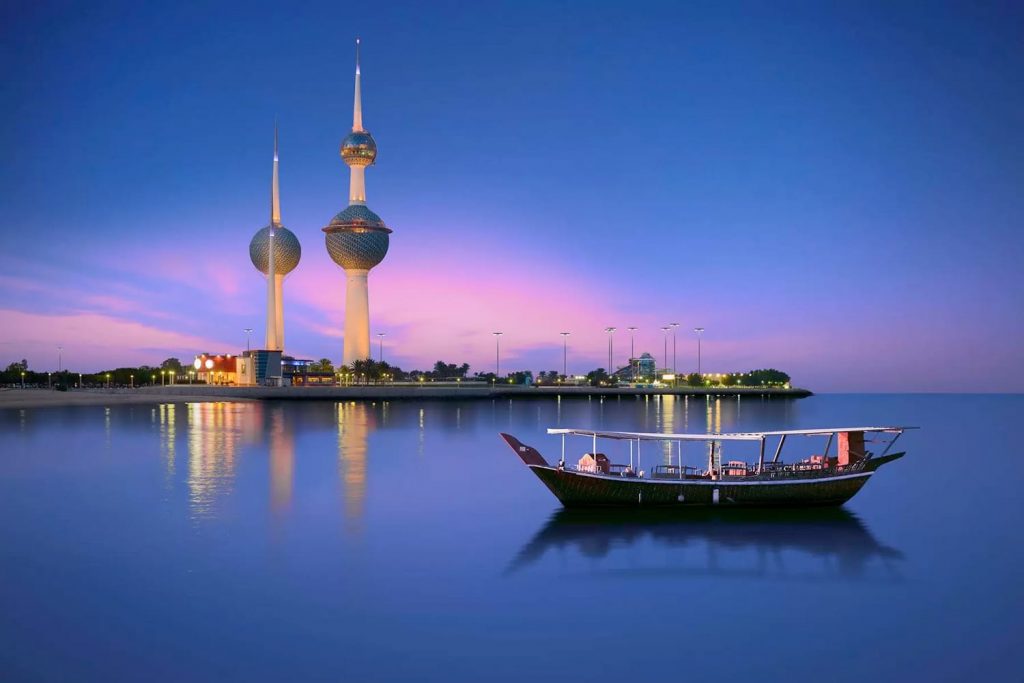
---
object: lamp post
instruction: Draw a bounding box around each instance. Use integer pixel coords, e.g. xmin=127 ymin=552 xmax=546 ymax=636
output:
xmin=130 ymin=374 xmax=134 ymax=389
xmin=661 ymin=326 xmax=670 ymax=376
xmin=694 ymin=327 xmax=704 ymax=378
xmin=244 ymin=328 xmax=253 ymax=354
xmin=604 ymin=327 xmax=616 ymax=375
xmin=560 ymin=332 xmax=570 ymax=378
xmin=377 ymin=332 xmax=386 ymax=364
xmin=627 ymin=327 xmax=637 ymax=381
xmin=48 ymin=372 xmax=51 ymax=389
xmin=106 ymin=373 xmax=111 ymax=389
xmin=493 ymin=332 xmax=503 ymax=378
xmin=57 ymin=346 xmax=62 ymax=373
xmin=20 ymin=371 xmax=25 ymax=388
xmin=78 ymin=373 xmax=81 ymax=388
xmin=670 ymin=322 xmax=679 ymax=378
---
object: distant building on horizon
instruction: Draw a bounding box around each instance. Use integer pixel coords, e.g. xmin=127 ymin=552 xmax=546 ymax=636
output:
xmin=613 ymin=352 xmax=657 ymax=381
xmin=323 ymin=39 xmax=392 ymax=367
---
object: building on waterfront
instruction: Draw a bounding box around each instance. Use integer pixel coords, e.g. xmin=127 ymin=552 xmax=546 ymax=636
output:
xmin=249 ymin=125 xmax=302 ymax=354
xmin=193 ymin=352 xmax=337 ymax=386
xmin=193 ymin=353 xmax=247 ymax=385
xmin=323 ymin=39 xmax=392 ymax=367
xmin=613 ymin=352 xmax=658 ymax=383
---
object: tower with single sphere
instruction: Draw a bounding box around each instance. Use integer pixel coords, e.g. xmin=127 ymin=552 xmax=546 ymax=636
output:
xmin=324 ymin=39 xmax=392 ymax=366
xmin=250 ymin=125 xmax=301 ymax=351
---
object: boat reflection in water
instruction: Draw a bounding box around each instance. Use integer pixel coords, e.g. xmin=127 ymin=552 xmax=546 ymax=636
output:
xmin=509 ymin=507 xmax=904 ymax=582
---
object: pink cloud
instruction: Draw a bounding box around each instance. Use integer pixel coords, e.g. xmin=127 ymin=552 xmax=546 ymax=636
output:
xmin=0 ymin=309 xmax=236 ymax=371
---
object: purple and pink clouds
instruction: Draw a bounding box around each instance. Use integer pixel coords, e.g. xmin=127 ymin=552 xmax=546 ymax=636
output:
xmin=1 ymin=218 xmax=1021 ymax=393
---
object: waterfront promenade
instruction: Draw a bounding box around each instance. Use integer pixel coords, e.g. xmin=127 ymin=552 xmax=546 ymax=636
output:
xmin=0 ymin=384 xmax=811 ymax=409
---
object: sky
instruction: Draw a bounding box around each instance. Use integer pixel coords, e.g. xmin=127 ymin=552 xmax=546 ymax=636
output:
xmin=1 ymin=0 xmax=1022 ymax=391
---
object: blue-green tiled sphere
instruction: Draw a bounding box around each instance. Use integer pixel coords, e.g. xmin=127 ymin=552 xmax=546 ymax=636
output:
xmin=323 ymin=204 xmax=391 ymax=270
xmin=249 ymin=225 xmax=302 ymax=275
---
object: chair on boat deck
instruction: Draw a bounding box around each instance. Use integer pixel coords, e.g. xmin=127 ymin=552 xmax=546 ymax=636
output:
xmin=577 ymin=452 xmax=610 ymax=474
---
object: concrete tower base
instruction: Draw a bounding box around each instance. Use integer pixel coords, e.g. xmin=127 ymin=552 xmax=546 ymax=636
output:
xmin=265 ymin=273 xmax=285 ymax=351
xmin=343 ymin=269 xmax=371 ymax=366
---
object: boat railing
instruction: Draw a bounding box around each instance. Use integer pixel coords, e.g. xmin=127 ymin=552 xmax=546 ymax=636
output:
xmin=652 ymin=464 xmax=705 ymax=479
xmin=563 ymin=459 xmax=872 ymax=480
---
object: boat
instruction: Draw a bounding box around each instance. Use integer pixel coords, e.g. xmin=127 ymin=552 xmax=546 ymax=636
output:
xmin=500 ymin=426 xmax=912 ymax=508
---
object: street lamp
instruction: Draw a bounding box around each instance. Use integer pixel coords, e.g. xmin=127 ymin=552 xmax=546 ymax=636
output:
xmin=106 ymin=373 xmax=111 ymax=389
xmin=20 ymin=371 xmax=25 ymax=388
xmin=377 ymin=332 xmax=386 ymax=364
xmin=57 ymin=346 xmax=62 ymax=373
xmin=244 ymin=328 xmax=253 ymax=354
xmin=670 ymin=322 xmax=679 ymax=378
xmin=560 ymin=332 xmax=570 ymax=377
xmin=493 ymin=332 xmax=503 ymax=378
xmin=661 ymin=326 xmax=670 ymax=375
xmin=627 ymin=327 xmax=637 ymax=381
xmin=130 ymin=374 xmax=134 ymax=388
xmin=694 ymin=327 xmax=705 ymax=378
xmin=48 ymin=372 xmax=52 ymax=389
xmin=605 ymin=327 xmax=616 ymax=375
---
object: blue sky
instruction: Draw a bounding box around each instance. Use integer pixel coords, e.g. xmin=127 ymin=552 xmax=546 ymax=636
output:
xmin=1 ymin=1 xmax=1022 ymax=390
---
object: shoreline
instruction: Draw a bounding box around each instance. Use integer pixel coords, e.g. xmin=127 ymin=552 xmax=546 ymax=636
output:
xmin=0 ymin=385 xmax=811 ymax=410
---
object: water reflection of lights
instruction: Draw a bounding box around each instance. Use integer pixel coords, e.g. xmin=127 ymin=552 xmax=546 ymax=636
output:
xmin=158 ymin=403 xmax=176 ymax=485
xmin=509 ymin=508 xmax=904 ymax=582
xmin=186 ymin=402 xmax=243 ymax=520
xmin=660 ymin=394 xmax=676 ymax=465
xmin=269 ymin=406 xmax=293 ymax=513
xmin=337 ymin=401 xmax=372 ymax=531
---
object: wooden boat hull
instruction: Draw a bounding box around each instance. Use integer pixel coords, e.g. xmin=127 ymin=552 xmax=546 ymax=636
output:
xmin=501 ymin=433 xmax=902 ymax=508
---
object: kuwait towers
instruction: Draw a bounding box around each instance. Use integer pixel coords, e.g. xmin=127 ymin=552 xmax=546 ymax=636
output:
xmin=324 ymin=39 xmax=392 ymax=366
xmin=250 ymin=126 xmax=301 ymax=350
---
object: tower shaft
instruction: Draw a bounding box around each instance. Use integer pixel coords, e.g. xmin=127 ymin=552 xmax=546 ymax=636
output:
xmin=343 ymin=270 xmax=370 ymax=366
xmin=349 ymin=165 xmax=366 ymax=205
xmin=274 ymin=274 xmax=284 ymax=349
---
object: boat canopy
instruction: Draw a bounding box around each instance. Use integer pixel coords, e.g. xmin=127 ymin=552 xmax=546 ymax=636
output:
xmin=546 ymin=427 xmax=913 ymax=442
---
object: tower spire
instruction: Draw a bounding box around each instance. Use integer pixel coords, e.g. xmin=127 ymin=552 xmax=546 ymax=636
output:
xmin=352 ymin=38 xmax=363 ymax=132
xmin=271 ymin=120 xmax=281 ymax=227
xmin=266 ymin=123 xmax=279 ymax=351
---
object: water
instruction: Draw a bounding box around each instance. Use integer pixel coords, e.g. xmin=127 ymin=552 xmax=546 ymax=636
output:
xmin=1 ymin=394 xmax=1021 ymax=682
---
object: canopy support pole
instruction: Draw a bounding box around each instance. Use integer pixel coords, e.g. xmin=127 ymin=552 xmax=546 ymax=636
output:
xmin=758 ymin=437 xmax=765 ymax=474
xmin=772 ymin=434 xmax=787 ymax=463
xmin=879 ymin=431 xmax=901 ymax=458
xmin=823 ymin=433 xmax=834 ymax=460
xmin=560 ymin=434 xmax=565 ymax=466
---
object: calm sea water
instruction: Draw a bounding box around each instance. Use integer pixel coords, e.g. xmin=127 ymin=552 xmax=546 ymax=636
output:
xmin=1 ymin=394 xmax=1021 ymax=682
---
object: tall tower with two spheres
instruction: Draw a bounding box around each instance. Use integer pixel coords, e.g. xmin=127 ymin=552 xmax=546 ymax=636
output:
xmin=323 ymin=39 xmax=392 ymax=366
xmin=249 ymin=126 xmax=301 ymax=351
